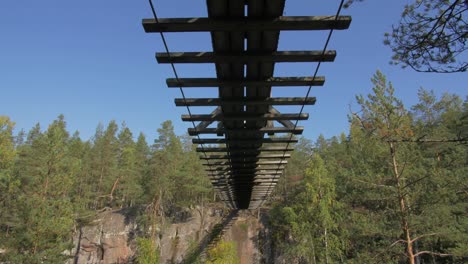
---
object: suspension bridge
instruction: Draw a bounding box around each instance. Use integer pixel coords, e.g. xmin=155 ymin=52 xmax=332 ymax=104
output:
xmin=142 ymin=0 xmax=351 ymax=210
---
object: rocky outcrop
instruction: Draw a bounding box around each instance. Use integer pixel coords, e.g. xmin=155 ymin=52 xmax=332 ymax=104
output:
xmin=69 ymin=205 xmax=228 ymax=264
xmin=68 ymin=205 xmax=280 ymax=264
xmin=69 ymin=207 xmax=139 ymax=264
xmin=158 ymin=205 xmax=226 ymax=263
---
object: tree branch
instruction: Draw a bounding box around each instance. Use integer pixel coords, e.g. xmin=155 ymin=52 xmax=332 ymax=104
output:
xmin=414 ymin=251 xmax=453 ymax=257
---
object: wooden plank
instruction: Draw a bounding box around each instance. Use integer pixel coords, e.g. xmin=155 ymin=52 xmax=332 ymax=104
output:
xmin=212 ymin=179 xmax=280 ymax=183
xmin=205 ymin=164 xmax=285 ymax=168
xmin=201 ymin=154 xmax=291 ymax=159
xmin=196 ymin=146 xmax=294 ymax=152
xmin=203 ymin=160 xmax=287 ymax=166
xmin=209 ymin=175 xmax=282 ymax=179
xmin=208 ymin=172 xmax=281 ymax=177
xmin=142 ymin=16 xmax=352 ymax=32
xmin=236 ymin=187 xmax=277 ymax=190
xmin=205 ymin=168 xmax=284 ymax=173
xmin=167 ymin=77 xmax=325 ymax=87
xmin=175 ymin=97 xmax=316 ymax=106
xmin=212 ymin=181 xmax=278 ymax=185
xmin=188 ymin=127 xmax=304 ymax=135
xmin=182 ymin=113 xmax=308 ymax=121
xmin=156 ymin=50 xmax=335 ymax=63
xmin=210 ymin=179 xmax=282 ymax=183
xmin=193 ymin=138 xmax=298 ymax=144
xmin=207 ymin=172 xmax=283 ymax=176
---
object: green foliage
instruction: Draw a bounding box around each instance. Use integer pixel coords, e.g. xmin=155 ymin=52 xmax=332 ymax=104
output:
xmin=145 ymin=121 xmax=212 ymax=208
xmin=1 ymin=70 xmax=466 ymax=262
xmin=270 ymin=72 xmax=467 ymax=263
xmin=136 ymin=237 xmax=160 ymax=264
xmin=0 ymin=116 xmax=213 ymax=261
xmin=270 ymin=154 xmax=347 ymax=263
xmin=346 ymin=0 xmax=467 ymax=73
xmin=206 ymin=240 xmax=239 ymax=264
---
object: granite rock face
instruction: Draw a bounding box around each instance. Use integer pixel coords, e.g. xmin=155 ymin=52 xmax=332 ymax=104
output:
xmin=68 ymin=205 xmax=281 ymax=264
xmin=158 ymin=206 xmax=226 ymax=263
xmin=70 ymin=208 xmax=138 ymax=264
xmin=69 ymin=206 xmax=228 ymax=264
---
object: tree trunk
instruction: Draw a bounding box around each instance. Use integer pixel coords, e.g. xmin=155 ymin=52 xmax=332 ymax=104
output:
xmin=389 ymin=142 xmax=415 ymax=264
xmin=108 ymin=176 xmax=121 ymax=206
xmin=96 ymin=166 xmax=105 ymax=209
xmin=324 ymin=227 xmax=330 ymax=264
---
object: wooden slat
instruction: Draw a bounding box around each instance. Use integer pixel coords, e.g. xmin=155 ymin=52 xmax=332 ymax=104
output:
xmin=212 ymin=178 xmax=280 ymax=182
xmin=175 ymin=97 xmax=316 ymax=106
xmin=204 ymin=160 xmax=287 ymax=166
xmin=156 ymin=50 xmax=335 ymax=63
xmin=196 ymin=146 xmax=294 ymax=152
xmin=204 ymin=164 xmax=285 ymax=169
xmin=142 ymin=16 xmax=352 ymax=32
xmin=201 ymin=154 xmax=291 ymax=159
xmin=207 ymin=172 xmax=283 ymax=176
xmin=188 ymin=127 xmax=304 ymax=135
xmin=205 ymin=168 xmax=284 ymax=172
xmin=193 ymin=138 xmax=298 ymax=144
xmin=182 ymin=113 xmax=308 ymax=121
xmin=167 ymin=76 xmax=324 ymax=87
xmin=213 ymin=181 xmax=279 ymax=185
xmin=209 ymin=175 xmax=282 ymax=179
xmin=210 ymin=178 xmax=281 ymax=181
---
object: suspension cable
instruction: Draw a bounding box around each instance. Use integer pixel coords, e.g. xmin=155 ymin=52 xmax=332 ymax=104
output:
xmin=263 ymin=0 xmax=346 ymax=206
xmin=148 ymin=0 xmax=237 ymax=208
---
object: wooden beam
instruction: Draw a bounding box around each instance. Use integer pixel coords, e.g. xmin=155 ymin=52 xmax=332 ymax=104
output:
xmin=142 ymin=16 xmax=352 ymax=32
xmin=209 ymin=175 xmax=282 ymax=179
xmin=206 ymin=170 xmax=284 ymax=174
xmin=194 ymin=107 xmax=221 ymax=130
xmin=182 ymin=113 xmax=308 ymax=121
xmin=196 ymin=146 xmax=294 ymax=152
xmin=270 ymin=107 xmax=296 ymax=129
xmin=203 ymin=161 xmax=287 ymax=166
xmin=206 ymin=165 xmax=285 ymax=169
xmin=188 ymin=127 xmax=304 ymax=135
xmin=207 ymin=172 xmax=283 ymax=176
xmin=217 ymin=186 xmax=276 ymax=189
xmin=212 ymin=181 xmax=279 ymax=185
xmin=205 ymin=168 xmax=284 ymax=173
xmin=266 ymin=121 xmax=275 ymax=136
xmin=193 ymin=138 xmax=298 ymax=144
xmin=167 ymin=77 xmax=325 ymax=87
xmin=212 ymin=178 xmax=280 ymax=182
xmin=210 ymin=178 xmax=281 ymax=182
xmin=201 ymin=154 xmax=291 ymax=159
xmin=175 ymin=97 xmax=316 ymax=107
xmin=156 ymin=51 xmax=335 ymax=64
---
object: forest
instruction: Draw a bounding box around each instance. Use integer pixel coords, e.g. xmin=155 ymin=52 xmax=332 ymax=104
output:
xmin=0 ymin=71 xmax=467 ymax=263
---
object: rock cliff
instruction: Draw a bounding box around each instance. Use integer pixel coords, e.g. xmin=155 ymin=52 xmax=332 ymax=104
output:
xmin=69 ymin=204 xmax=273 ymax=264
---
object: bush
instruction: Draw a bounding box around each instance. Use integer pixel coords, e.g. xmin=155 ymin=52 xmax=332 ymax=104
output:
xmin=136 ymin=237 xmax=159 ymax=264
xmin=206 ymin=240 xmax=239 ymax=264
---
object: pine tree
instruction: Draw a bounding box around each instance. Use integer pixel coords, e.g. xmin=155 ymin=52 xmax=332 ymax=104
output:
xmin=91 ymin=121 xmax=119 ymax=209
xmin=8 ymin=115 xmax=75 ymax=262
xmin=270 ymin=153 xmax=346 ymax=264
xmin=0 ymin=116 xmax=20 ymax=257
xmin=113 ymin=124 xmax=142 ymax=207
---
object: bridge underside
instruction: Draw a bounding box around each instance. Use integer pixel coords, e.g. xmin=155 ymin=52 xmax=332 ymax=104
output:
xmin=143 ymin=0 xmax=350 ymax=209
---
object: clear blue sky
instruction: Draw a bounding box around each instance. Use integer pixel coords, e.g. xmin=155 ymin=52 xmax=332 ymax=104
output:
xmin=1 ymin=0 xmax=466 ymax=142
